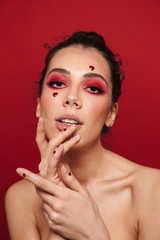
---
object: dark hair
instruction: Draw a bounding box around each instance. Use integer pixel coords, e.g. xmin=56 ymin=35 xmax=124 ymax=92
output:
xmin=37 ymin=31 xmax=124 ymax=133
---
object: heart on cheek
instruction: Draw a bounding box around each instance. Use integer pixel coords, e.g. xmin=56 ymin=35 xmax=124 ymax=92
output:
xmin=53 ymin=92 xmax=58 ymax=97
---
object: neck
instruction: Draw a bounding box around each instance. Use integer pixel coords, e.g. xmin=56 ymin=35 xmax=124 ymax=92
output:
xmin=62 ymin=139 xmax=109 ymax=184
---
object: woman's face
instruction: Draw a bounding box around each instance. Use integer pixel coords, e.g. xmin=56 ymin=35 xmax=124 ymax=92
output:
xmin=36 ymin=46 xmax=118 ymax=147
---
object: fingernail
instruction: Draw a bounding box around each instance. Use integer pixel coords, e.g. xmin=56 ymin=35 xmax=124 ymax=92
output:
xmin=37 ymin=117 xmax=43 ymax=127
xmin=36 ymin=118 xmax=40 ymax=127
xmin=39 ymin=117 xmax=44 ymax=124
xmin=16 ymin=168 xmax=26 ymax=177
xmin=61 ymin=164 xmax=68 ymax=174
xmin=61 ymin=164 xmax=72 ymax=176
xmin=69 ymin=124 xmax=76 ymax=130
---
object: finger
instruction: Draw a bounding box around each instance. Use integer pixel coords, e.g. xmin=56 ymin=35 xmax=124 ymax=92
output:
xmin=62 ymin=133 xmax=80 ymax=153
xmin=43 ymin=210 xmax=60 ymax=231
xmin=36 ymin=117 xmax=48 ymax=155
xmin=46 ymin=134 xmax=80 ymax=177
xmin=36 ymin=117 xmax=49 ymax=172
xmin=47 ymin=124 xmax=77 ymax=152
xmin=60 ymin=164 xmax=86 ymax=196
xmin=43 ymin=203 xmax=60 ymax=222
xmin=39 ymin=124 xmax=79 ymax=173
xmin=47 ymin=144 xmax=64 ymax=177
xmin=36 ymin=186 xmax=57 ymax=207
xmin=16 ymin=168 xmax=62 ymax=197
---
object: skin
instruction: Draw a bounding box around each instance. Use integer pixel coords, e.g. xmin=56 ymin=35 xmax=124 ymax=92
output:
xmin=5 ymin=46 xmax=160 ymax=240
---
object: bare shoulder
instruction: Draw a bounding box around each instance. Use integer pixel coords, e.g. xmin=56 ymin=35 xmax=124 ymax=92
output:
xmin=5 ymin=178 xmax=41 ymax=209
xmin=131 ymin=162 xmax=160 ymax=196
xmin=106 ymin=149 xmax=160 ymax=202
xmin=5 ymin=179 xmax=43 ymax=240
xmin=108 ymin=151 xmax=160 ymax=238
xmin=134 ymin=165 xmax=160 ymax=209
xmin=131 ymin=164 xmax=160 ymax=238
xmin=107 ymin=149 xmax=160 ymax=189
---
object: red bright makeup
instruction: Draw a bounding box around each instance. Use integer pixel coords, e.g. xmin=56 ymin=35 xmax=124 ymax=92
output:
xmin=89 ymin=65 xmax=95 ymax=71
xmin=46 ymin=73 xmax=108 ymax=96
xmin=53 ymin=92 xmax=58 ymax=97
xmin=83 ymin=78 xmax=108 ymax=95
xmin=46 ymin=74 xmax=68 ymax=89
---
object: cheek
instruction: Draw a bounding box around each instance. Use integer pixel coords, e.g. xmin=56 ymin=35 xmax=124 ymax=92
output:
xmin=87 ymin=97 xmax=111 ymax=117
xmin=42 ymin=87 xmax=59 ymax=102
xmin=84 ymin=95 xmax=112 ymax=131
xmin=40 ymin=89 xmax=58 ymax=115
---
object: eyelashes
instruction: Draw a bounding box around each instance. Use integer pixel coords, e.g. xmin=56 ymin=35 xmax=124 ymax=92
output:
xmin=47 ymin=81 xmax=105 ymax=94
xmin=84 ymin=80 xmax=107 ymax=95
xmin=46 ymin=76 xmax=107 ymax=95
xmin=47 ymin=80 xmax=67 ymax=89
xmin=85 ymin=86 xmax=104 ymax=94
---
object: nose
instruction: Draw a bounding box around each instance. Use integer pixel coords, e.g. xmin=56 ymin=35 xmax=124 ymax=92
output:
xmin=63 ymin=92 xmax=82 ymax=109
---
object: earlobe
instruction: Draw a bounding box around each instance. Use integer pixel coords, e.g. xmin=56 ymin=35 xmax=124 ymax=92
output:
xmin=36 ymin=98 xmax=41 ymax=118
xmin=105 ymin=103 xmax=118 ymax=127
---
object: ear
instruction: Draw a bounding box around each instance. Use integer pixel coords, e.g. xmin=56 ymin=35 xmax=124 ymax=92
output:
xmin=105 ymin=103 xmax=118 ymax=127
xmin=36 ymin=98 xmax=41 ymax=118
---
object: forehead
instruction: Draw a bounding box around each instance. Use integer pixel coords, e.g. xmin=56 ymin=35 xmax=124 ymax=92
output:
xmin=47 ymin=46 xmax=111 ymax=79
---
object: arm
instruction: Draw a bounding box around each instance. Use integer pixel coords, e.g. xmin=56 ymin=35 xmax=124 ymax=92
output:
xmin=5 ymin=179 xmax=66 ymax=240
xmin=5 ymin=118 xmax=80 ymax=240
xmin=5 ymin=117 xmax=70 ymax=240
xmin=5 ymin=117 xmax=76 ymax=240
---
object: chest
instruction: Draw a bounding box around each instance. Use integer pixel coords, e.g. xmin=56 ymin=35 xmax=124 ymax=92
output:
xmin=89 ymin=183 xmax=138 ymax=239
xmin=37 ymin=185 xmax=138 ymax=240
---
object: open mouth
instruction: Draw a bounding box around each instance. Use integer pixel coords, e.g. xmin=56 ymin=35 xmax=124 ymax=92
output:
xmin=55 ymin=114 xmax=83 ymax=131
xmin=59 ymin=119 xmax=80 ymax=125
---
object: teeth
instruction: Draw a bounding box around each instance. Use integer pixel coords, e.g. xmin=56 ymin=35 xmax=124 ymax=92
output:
xmin=60 ymin=119 xmax=79 ymax=125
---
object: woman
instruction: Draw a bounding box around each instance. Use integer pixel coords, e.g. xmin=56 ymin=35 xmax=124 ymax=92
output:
xmin=5 ymin=31 xmax=160 ymax=240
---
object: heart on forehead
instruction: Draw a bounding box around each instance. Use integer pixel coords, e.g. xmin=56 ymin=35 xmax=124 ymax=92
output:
xmin=89 ymin=65 xmax=95 ymax=71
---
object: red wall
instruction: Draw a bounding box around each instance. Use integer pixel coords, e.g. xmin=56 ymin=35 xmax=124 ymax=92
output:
xmin=1 ymin=0 xmax=160 ymax=239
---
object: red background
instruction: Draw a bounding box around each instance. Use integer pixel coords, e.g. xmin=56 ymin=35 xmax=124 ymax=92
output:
xmin=0 ymin=0 xmax=160 ymax=239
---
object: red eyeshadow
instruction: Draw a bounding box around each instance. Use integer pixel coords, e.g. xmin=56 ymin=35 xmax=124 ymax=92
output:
xmin=46 ymin=74 xmax=68 ymax=88
xmin=84 ymin=78 xmax=108 ymax=94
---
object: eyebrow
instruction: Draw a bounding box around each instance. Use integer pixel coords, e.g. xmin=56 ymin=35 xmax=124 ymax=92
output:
xmin=47 ymin=68 xmax=108 ymax=86
xmin=83 ymin=73 xmax=108 ymax=86
xmin=47 ymin=68 xmax=70 ymax=76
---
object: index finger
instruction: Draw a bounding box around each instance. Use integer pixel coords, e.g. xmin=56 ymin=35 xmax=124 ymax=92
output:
xmin=16 ymin=168 xmax=62 ymax=197
xmin=36 ymin=117 xmax=48 ymax=155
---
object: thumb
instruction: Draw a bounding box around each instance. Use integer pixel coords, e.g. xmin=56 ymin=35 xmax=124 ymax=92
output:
xmin=60 ymin=163 xmax=86 ymax=195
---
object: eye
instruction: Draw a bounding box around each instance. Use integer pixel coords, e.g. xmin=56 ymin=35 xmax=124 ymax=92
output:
xmin=85 ymin=86 xmax=104 ymax=94
xmin=47 ymin=81 xmax=66 ymax=89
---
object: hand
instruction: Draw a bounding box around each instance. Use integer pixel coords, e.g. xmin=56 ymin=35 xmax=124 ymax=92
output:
xmin=16 ymin=166 xmax=111 ymax=240
xmin=36 ymin=117 xmax=80 ymax=239
xmin=36 ymin=117 xmax=80 ymax=184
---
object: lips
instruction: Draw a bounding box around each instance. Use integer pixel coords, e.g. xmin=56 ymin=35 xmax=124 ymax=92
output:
xmin=55 ymin=113 xmax=83 ymax=131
